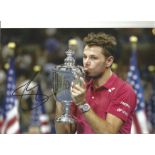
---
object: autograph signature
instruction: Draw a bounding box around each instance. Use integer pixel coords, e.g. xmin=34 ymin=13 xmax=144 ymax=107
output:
xmin=12 ymin=72 xmax=53 ymax=110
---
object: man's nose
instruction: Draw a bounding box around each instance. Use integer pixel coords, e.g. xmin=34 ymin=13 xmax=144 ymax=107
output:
xmin=84 ymin=58 xmax=90 ymax=66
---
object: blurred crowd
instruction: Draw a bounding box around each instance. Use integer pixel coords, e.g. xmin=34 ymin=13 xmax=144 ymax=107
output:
xmin=0 ymin=28 xmax=155 ymax=133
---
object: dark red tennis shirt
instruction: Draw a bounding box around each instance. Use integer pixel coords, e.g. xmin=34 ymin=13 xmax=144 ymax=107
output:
xmin=71 ymin=73 xmax=137 ymax=134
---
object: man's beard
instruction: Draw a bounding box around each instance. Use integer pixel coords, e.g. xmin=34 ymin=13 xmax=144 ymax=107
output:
xmin=85 ymin=71 xmax=103 ymax=80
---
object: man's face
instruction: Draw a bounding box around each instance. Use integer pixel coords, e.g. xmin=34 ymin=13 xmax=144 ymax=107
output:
xmin=83 ymin=45 xmax=111 ymax=79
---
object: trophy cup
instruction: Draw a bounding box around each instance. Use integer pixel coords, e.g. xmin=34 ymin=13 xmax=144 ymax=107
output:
xmin=51 ymin=49 xmax=84 ymax=124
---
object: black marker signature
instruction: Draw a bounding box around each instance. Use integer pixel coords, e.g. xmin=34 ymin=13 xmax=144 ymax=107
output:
xmin=12 ymin=72 xmax=51 ymax=110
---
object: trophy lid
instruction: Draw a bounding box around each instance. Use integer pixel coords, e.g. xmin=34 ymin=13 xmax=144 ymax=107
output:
xmin=64 ymin=49 xmax=75 ymax=67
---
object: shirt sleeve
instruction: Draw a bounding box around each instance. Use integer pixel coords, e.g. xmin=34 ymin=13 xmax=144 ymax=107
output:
xmin=106 ymin=84 xmax=137 ymax=122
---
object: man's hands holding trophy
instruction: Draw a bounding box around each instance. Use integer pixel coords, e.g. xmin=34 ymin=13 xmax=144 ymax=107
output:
xmin=71 ymin=77 xmax=86 ymax=106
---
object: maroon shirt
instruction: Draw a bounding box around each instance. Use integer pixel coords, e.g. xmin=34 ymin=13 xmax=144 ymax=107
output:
xmin=71 ymin=73 xmax=137 ymax=134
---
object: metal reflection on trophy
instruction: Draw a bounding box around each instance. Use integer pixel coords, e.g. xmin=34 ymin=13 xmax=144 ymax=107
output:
xmin=51 ymin=49 xmax=84 ymax=123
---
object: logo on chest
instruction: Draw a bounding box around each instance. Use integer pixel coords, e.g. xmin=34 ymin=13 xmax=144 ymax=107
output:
xmin=108 ymin=87 xmax=116 ymax=93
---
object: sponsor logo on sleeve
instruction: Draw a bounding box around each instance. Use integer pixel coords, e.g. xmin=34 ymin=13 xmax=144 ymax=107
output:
xmin=116 ymin=108 xmax=128 ymax=116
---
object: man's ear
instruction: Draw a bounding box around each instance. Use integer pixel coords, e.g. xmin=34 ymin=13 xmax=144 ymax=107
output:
xmin=106 ymin=56 xmax=114 ymax=68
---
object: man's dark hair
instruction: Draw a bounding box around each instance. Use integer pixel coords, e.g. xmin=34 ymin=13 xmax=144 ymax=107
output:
xmin=83 ymin=32 xmax=117 ymax=57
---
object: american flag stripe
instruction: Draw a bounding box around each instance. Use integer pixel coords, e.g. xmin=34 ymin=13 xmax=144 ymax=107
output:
xmin=41 ymin=122 xmax=49 ymax=125
xmin=5 ymin=101 xmax=18 ymax=120
xmin=0 ymin=115 xmax=4 ymax=133
xmin=4 ymin=117 xmax=17 ymax=133
xmin=40 ymin=114 xmax=51 ymax=133
xmin=132 ymin=111 xmax=150 ymax=134
xmin=136 ymin=111 xmax=150 ymax=133
xmin=1 ymin=101 xmax=19 ymax=134
xmin=132 ymin=113 xmax=142 ymax=134
xmin=40 ymin=125 xmax=51 ymax=133
xmin=5 ymin=119 xmax=20 ymax=134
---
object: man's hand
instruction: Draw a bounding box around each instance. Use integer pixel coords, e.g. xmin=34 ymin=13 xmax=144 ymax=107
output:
xmin=71 ymin=77 xmax=86 ymax=106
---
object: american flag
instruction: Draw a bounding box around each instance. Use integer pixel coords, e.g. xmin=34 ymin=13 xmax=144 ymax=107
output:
xmin=30 ymin=83 xmax=51 ymax=134
xmin=0 ymin=57 xmax=20 ymax=134
xmin=146 ymin=78 xmax=155 ymax=132
xmin=127 ymin=47 xmax=149 ymax=133
xmin=0 ymin=109 xmax=5 ymax=133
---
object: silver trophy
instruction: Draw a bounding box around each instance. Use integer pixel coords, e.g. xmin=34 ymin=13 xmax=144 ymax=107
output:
xmin=51 ymin=49 xmax=84 ymax=123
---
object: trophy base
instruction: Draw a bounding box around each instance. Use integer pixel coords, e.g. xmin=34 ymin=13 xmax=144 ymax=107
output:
xmin=56 ymin=115 xmax=75 ymax=124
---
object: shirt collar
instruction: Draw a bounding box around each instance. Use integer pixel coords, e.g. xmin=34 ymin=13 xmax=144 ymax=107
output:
xmin=87 ymin=73 xmax=117 ymax=90
xmin=103 ymin=73 xmax=117 ymax=89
